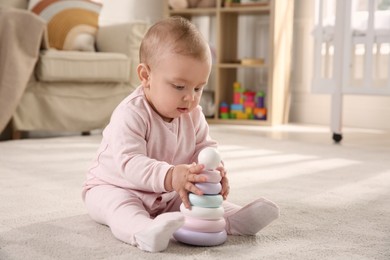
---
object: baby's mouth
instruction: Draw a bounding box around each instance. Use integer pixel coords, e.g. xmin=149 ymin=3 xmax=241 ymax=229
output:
xmin=177 ymin=107 xmax=189 ymax=113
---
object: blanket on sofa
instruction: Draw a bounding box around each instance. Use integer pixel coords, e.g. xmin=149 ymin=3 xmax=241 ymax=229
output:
xmin=0 ymin=7 xmax=46 ymax=133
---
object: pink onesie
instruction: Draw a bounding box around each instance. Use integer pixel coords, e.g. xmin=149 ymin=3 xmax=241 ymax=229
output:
xmin=82 ymin=86 xmax=240 ymax=246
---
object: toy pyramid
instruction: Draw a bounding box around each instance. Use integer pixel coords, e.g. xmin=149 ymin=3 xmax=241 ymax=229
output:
xmin=173 ymin=147 xmax=227 ymax=246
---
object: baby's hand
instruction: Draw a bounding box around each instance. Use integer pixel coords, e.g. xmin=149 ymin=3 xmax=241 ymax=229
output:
xmin=216 ymin=165 xmax=229 ymax=200
xmin=171 ymin=163 xmax=206 ymax=209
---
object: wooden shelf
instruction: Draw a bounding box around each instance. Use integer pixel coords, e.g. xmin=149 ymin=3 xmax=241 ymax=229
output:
xmin=169 ymin=8 xmax=217 ymax=15
xmin=218 ymin=63 xmax=268 ymax=69
xmin=169 ymin=6 xmax=270 ymax=15
xmin=164 ymin=0 xmax=294 ymax=126
xmin=207 ymin=118 xmax=270 ymax=126
xmin=220 ymin=6 xmax=270 ymax=13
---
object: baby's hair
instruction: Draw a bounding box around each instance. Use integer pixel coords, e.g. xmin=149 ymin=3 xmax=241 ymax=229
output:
xmin=140 ymin=16 xmax=210 ymax=67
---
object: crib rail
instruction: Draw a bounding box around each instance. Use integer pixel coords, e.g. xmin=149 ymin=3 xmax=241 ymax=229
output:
xmin=312 ymin=0 xmax=390 ymax=142
xmin=312 ymin=0 xmax=390 ymax=95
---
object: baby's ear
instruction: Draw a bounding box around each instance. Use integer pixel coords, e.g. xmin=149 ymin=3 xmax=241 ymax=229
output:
xmin=137 ymin=63 xmax=150 ymax=87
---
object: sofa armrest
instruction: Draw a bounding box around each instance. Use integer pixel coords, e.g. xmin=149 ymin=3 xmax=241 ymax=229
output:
xmin=0 ymin=0 xmax=28 ymax=9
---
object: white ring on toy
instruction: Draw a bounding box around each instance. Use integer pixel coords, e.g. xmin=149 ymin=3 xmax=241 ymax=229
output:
xmin=182 ymin=216 xmax=226 ymax=233
xmin=198 ymin=147 xmax=221 ymax=170
xmin=173 ymin=228 xmax=227 ymax=246
xmin=189 ymin=193 xmax=223 ymax=208
xmin=180 ymin=203 xmax=224 ymax=220
xmin=195 ymin=182 xmax=222 ymax=195
xmin=198 ymin=170 xmax=221 ymax=183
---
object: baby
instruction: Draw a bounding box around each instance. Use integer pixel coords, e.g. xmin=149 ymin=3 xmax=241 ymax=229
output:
xmin=82 ymin=16 xmax=279 ymax=252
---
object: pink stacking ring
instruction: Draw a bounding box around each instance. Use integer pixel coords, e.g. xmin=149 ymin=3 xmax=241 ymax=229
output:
xmin=198 ymin=170 xmax=221 ymax=183
xmin=195 ymin=182 xmax=222 ymax=195
xmin=189 ymin=193 xmax=223 ymax=208
xmin=173 ymin=228 xmax=227 ymax=246
xmin=180 ymin=204 xmax=224 ymax=220
xmin=182 ymin=216 xmax=226 ymax=233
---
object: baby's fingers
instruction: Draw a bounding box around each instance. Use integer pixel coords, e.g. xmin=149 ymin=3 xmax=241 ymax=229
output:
xmin=216 ymin=166 xmax=227 ymax=177
xmin=187 ymin=172 xmax=207 ymax=183
xmin=189 ymin=163 xmax=205 ymax=174
xmin=185 ymin=182 xmax=203 ymax=196
xmin=179 ymin=189 xmax=191 ymax=209
xmin=220 ymin=176 xmax=230 ymax=200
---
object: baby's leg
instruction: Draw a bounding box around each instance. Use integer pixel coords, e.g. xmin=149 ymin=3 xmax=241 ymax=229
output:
xmin=84 ymin=185 xmax=184 ymax=252
xmin=160 ymin=193 xmax=183 ymax=214
xmin=134 ymin=212 xmax=184 ymax=252
xmin=222 ymin=198 xmax=280 ymax=235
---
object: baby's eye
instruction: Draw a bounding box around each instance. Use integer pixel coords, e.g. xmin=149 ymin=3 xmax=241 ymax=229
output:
xmin=173 ymin=84 xmax=185 ymax=90
xmin=194 ymin=87 xmax=203 ymax=92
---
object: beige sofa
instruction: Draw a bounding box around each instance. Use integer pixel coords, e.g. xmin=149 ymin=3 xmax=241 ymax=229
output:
xmin=0 ymin=0 xmax=148 ymax=137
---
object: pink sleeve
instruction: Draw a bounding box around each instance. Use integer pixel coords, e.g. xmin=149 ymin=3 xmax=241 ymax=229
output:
xmin=106 ymin=105 xmax=171 ymax=193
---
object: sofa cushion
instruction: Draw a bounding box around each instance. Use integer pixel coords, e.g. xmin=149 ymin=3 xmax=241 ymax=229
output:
xmin=36 ymin=50 xmax=130 ymax=83
xmin=0 ymin=0 xmax=28 ymax=9
xmin=29 ymin=0 xmax=101 ymax=51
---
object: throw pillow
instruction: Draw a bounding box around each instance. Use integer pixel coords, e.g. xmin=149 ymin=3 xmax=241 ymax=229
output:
xmin=30 ymin=0 xmax=102 ymax=51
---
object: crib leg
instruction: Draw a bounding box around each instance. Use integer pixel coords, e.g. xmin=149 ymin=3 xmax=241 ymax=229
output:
xmin=332 ymin=133 xmax=342 ymax=143
xmin=331 ymin=90 xmax=343 ymax=143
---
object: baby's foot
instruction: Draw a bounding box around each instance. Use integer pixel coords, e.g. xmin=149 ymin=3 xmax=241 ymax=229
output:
xmin=134 ymin=212 xmax=185 ymax=252
xmin=226 ymin=198 xmax=279 ymax=235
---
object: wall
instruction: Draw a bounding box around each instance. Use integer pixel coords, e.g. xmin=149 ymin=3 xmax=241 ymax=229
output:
xmin=290 ymin=0 xmax=390 ymax=130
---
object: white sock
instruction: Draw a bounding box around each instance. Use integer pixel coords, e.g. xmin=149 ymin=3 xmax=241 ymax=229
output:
xmin=226 ymin=198 xmax=280 ymax=235
xmin=134 ymin=212 xmax=185 ymax=252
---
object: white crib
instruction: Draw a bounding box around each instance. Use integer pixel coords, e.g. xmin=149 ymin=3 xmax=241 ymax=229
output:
xmin=312 ymin=0 xmax=390 ymax=142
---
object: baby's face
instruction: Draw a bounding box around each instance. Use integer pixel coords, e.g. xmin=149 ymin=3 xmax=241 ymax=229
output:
xmin=144 ymin=52 xmax=211 ymax=122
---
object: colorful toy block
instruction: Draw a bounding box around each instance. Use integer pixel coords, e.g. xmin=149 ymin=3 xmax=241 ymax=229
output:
xmin=254 ymin=107 xmax=267 ymax=120
xmin=219 ymin=82 xmax=267 ymax=120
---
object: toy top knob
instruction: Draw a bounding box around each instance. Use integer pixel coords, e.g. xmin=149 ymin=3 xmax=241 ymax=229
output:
xmin=198 ymin=147 xmax=221 ymax=170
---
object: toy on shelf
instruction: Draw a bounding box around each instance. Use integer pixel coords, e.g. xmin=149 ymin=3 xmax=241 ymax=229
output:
xmin=219 ymin=102 xmax=229 ymax=119
xmin=173 ymin=147 xmax=227 ymax=246
xmin=219 ymin=81 xmax=267 ymax=120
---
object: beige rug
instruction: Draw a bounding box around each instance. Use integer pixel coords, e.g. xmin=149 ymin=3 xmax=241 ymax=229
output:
xmin=0 ymin=125 xmax=389 ymax=259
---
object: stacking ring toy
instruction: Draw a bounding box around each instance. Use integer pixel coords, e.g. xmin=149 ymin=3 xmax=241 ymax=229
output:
xmin=195 ymin=182 xmax=222 ymax=195
xmin=173 ymin=229 xmax=227 ymax=246
xmin=189 ymin=193 xmax=223 ymax=208
xmin=198 ymin=170 xmax=221 ymax=183
xmin=180 ymin=204 xmax=224 ymax=220
xmin=182 ymin=216 xmax=226 ymax=233
xmin=175 ymin=147 xmax=227 ymax=247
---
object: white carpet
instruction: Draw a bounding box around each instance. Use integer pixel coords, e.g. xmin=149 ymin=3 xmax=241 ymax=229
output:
xmin=0 ymin=125 xmax=389 ymax=259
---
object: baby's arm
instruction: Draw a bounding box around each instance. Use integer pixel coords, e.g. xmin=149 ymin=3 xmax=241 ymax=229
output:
xmin=164 ymin=163 xmax=206 ymax=208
